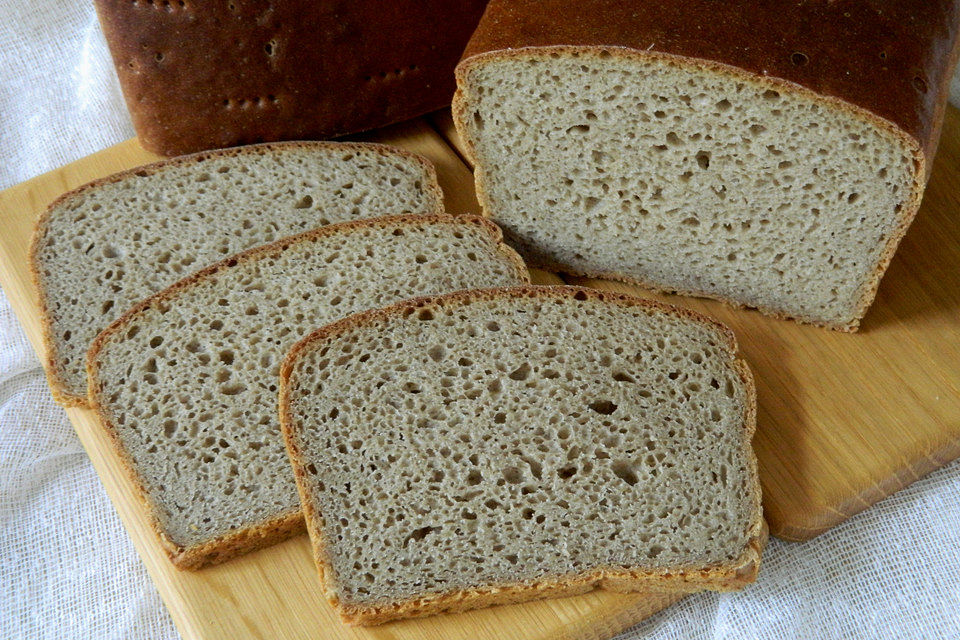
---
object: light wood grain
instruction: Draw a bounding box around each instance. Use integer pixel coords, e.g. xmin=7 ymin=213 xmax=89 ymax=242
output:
xmin=432 ymin=105 xmax=960 ymax=541
xmin=0 ymin=124 xmax=681 ymax=640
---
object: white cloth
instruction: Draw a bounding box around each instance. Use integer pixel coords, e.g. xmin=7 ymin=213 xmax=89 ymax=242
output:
xmin=1 ymin=3 xmax=958 ymax=638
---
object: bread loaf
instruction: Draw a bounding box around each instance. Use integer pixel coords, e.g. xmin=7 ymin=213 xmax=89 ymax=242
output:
xmin=453 ymin=0 xmax=960 ymax=330
xmin=31 ymin=141 xmax=442 ymax=406
xmin=94 ymin=0 xmax=489 ymax=155
xmin=281 ymin=286 xmax=764 ymax=625
xmin=86 ymin=215 xmax=528 ymax=569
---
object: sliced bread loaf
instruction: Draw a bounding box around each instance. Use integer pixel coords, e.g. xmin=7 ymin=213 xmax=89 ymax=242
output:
xmin=86 ymin=215 xmax=528 ymax=569
xmin=280 ymin=286 xmax=764 ymax=625
xmin=31 ymin=140 xmax=443 ymax=406
xmin=453 ymin=0 xmax=960 ymax=330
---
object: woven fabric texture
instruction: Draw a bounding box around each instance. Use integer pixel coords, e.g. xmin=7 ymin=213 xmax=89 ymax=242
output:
xmin=1 ymin=3 xmax=958 ymax=638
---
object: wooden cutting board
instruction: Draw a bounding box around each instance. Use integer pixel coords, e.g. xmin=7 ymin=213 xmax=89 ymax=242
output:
xmin=1 ymin=106 xmax=958 ymax=638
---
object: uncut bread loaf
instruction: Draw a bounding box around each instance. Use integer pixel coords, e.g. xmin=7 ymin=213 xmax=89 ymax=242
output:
xmin=453 ymin=0 xmax=960 ymax=330
xmin=94 ymin=0 xmax=488 ymax=156
xmin=86 ymin=215 xmax=528 ymax=569
xmin=31 ymin=141 xmax=443 ymax=407
xmin=280 ymin=286 xmax=764 ymax=625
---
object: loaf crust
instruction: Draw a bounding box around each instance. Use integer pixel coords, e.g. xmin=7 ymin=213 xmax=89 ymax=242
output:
xmin=86 ymin=214 xmax=528 ymax=570
xmin=280 ymin=285 xmax=765 ymax=625
xmin=93 ymin=0 xmax=488 ymax=156
xmin=30 ymin=140 xmax=443 ymax=408
xmin=454 ymin=0 xmax=960 ymax=331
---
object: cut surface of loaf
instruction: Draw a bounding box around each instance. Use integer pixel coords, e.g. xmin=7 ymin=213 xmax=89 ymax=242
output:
xmin=31 ymin=141 xmax=443 ymax=406
xmin=281 ymin=286 xmax=764 ymax=625
xmin=454 ymin=0 xmax=960 ymax=330
xmin=86 ymin=215 xmax=528 ymax=569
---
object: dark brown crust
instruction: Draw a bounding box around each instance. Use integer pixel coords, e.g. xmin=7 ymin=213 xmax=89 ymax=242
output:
xmin=279 ymin=285 xmax=765 ymax=625
xmin=93 ymin=0 xmax=488 ymax=156
xmin=29 ymin=140 xmax=444 ymax=407
xmin=85 ymin=214 xmax=529 ymax=570
xmin=453 ymin=44 xmax=937 ymax=331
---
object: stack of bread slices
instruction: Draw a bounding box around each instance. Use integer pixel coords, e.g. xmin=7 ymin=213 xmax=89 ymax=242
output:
xmin=31 ymin=141 xmax=763 ymax=625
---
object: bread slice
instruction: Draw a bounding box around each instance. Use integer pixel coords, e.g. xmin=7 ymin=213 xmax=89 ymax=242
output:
xmin=86 ymin=215 xmax=528 ymax=569
xmin=31 ymin=141 xmax=443 ymax=407
xmin=453 ymin=0 xmax=960 ymax=330
xmin=280 ymin=286 xmax=764 ymax=625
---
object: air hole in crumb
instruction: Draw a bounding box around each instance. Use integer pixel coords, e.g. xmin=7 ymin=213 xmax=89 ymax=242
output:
xmin=724 ymin=379 xmax=736 ymax=398
xmin=508 ymin=363 xmax=531 ymax=381
xmin=558 ymin=465 xmax=577 ymax=480
xmin=404 ymin=526 xmax=439 ymax=546
xmin=502 ymin=466 xmax=522 ymax=483
xmin=611 ymin=460 xmax=638 ymax=486
xmin=588 ymin=400 xmax=617 ymax=415
xmin=294 ymin=195 xmax=313 ymax=209
xmin=220 ymin=383 xmax=245 ymax=396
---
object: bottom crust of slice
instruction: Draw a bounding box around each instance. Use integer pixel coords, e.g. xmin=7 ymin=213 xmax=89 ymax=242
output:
xmin=333 ymin=519 xmax=767 ymax=626
xmin=163 ymin=509 xmax=305 ymax=571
